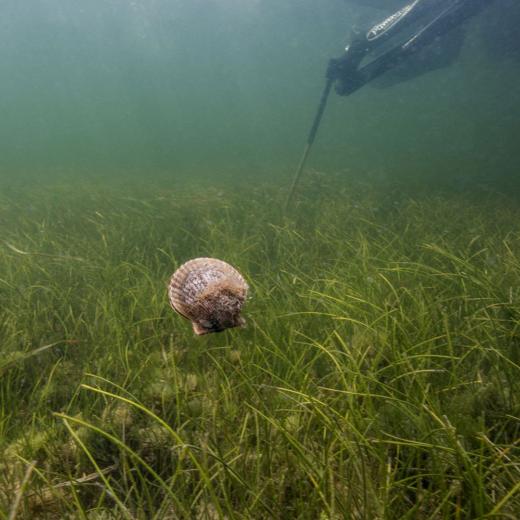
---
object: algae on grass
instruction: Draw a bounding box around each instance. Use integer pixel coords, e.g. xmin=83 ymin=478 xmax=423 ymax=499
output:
xmin=0 ymin=177 xmax=519 ymax=518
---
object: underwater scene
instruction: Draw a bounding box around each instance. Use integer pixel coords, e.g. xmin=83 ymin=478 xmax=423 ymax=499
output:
xmin=1 ymin=0 xmax=520 ymax=518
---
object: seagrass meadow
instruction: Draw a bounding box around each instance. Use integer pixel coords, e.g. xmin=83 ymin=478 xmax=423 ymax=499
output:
xmin=0 ymin=174 xmax=519 ymax=519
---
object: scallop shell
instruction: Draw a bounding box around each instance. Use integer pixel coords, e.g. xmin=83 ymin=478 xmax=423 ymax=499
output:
xmin=168 ymin=257 xmax=249 ymax=335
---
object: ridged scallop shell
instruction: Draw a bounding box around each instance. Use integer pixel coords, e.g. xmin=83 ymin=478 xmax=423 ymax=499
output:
xmin=168 ymin=257 xmax=249 ymax=335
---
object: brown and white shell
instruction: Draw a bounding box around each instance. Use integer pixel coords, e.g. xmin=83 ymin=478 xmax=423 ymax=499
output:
xmin=168 ymin=257 xmax=249 ymax=335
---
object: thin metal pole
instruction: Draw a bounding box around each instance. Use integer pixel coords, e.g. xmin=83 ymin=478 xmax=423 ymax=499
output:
xmin=285 ymin=77 xmax=333 ymax=210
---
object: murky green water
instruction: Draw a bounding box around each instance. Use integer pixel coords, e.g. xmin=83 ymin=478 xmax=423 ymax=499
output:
xmin=0 ymin=0 xmax=519 ymax=186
